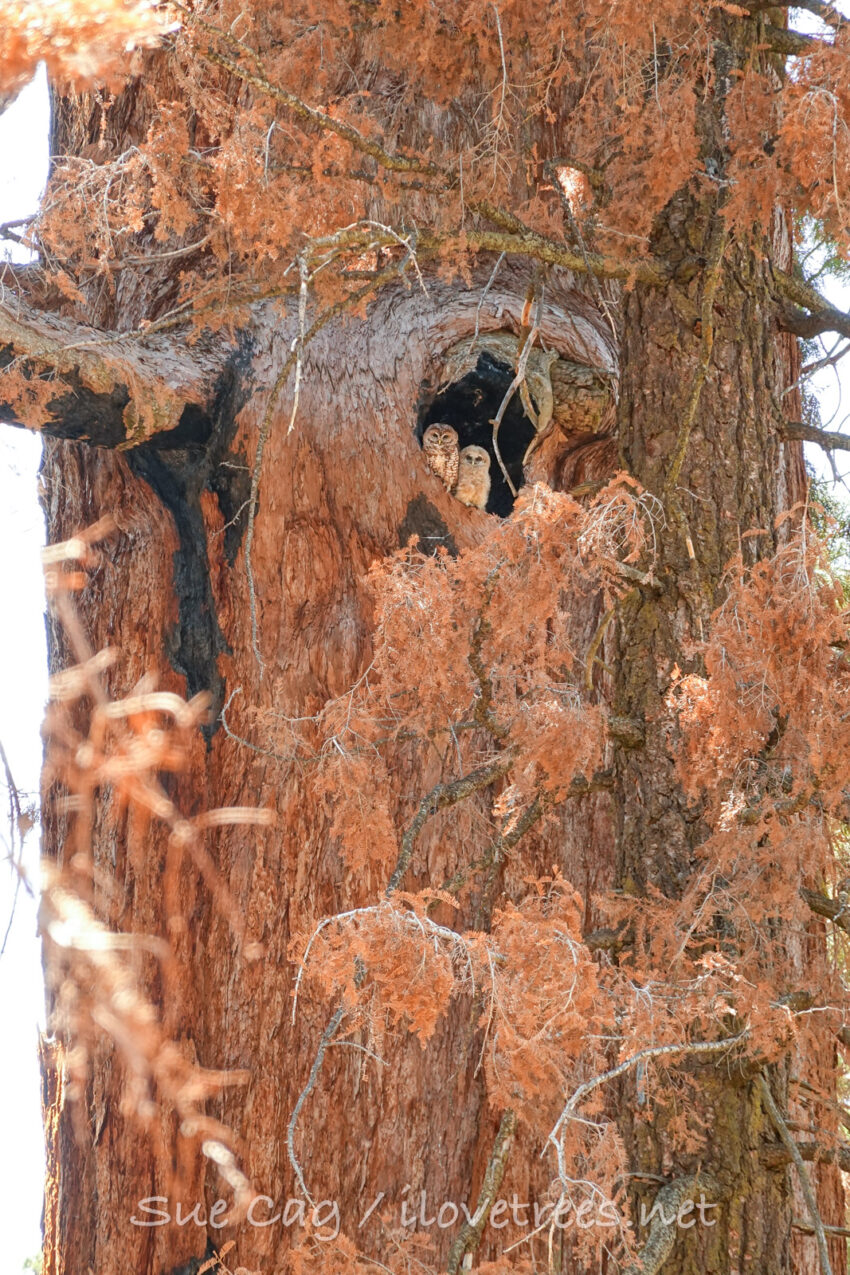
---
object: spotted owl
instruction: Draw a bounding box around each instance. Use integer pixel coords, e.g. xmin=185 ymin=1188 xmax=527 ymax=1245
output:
xmin=422 ymin=423 xmax=459 ymax=492
xmin=454 ymin=445 xmax=491 ymax=509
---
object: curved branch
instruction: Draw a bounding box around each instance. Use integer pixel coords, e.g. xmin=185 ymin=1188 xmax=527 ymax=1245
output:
xmin=550 ymin=1034 xmax=748 ymax=1144
xmin=760 ymin=1140 xmax=850 ymax=1174
xmin=801 ymin=886 xmax=850 ymax=935
xmin=747 ymin=0 xmax=844 ymax=27
xmin=623 ymin=1174 xmax=723 ymax=1275
xmin=286 ymin=1004 xmax=346 ymax=1206
xmin=773 ymin=269 xmax=850 ymax=343
xmin=386 ymin=754 xmax=515 ymax=896
xmin=203 ymin=46 xmax=442 ymax=178
xmin=468 ymin=207 xmax=668 ymax=286
xmin=447 ymin=1109 xmax=517 ymax=1275
xmin=760 ymin=23 xmax=834 ymax=56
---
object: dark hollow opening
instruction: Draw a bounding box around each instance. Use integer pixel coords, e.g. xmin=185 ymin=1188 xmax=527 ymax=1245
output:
xmin=418 ymin=350 xmax=538 ymax=516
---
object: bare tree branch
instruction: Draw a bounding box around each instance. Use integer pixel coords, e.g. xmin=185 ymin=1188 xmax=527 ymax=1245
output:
xmin=446 ymin=1109 xmax=517 ymax=1275
xmin=801 ymin=887 xmax=850 ymax=936
xmin=782 ymin=421 xmax=850 ymax=453
xmin=623 ymin=1174 xmax=723 ymax=1275
xmin=387 ymin=754 xmax=515 ymax=896
xmin=286 ymin=1004 xmax=346 ymax=1206
xmin=203 ymin=46 xmax=442 ymax=178
xmin=746 ymin=0 xmax=843 ymax=27
xmin=757 ymin=1073 xmax=834 ymax=1275
xmin=550 ymin=1034 xmax=748 ymax=1146
xmin=794 ymin=1220 xmax=850 ymax=1239
xmin=760 ymin=23 xmax=835 ymax=56
xmin=468 ymin=207 xmax=668 ymax=285
xmin=760 ymin=1140 xmax=850 ymax=1174
xmin=774 ymin=269 xmax=850 ymax=343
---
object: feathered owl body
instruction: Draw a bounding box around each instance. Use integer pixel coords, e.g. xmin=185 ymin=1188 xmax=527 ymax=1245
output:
xmin=455 ymin=445 xmax=491 ymax=509
xmin=422 ymin=423 xmax=460 ymax=492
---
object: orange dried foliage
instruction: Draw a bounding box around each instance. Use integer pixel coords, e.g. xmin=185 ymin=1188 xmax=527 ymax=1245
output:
xmin=17 ymin=0 xmax=850 ymax=333
xmin=0 ymin=0 xmax=166 ymax=96
xmin=283 ymin=496 xmax=850 ymax=1222
xmin=676 ymin=538 xmax=850 ymax=811
xmin=21 ymin=0 xmax=850 ymax=1257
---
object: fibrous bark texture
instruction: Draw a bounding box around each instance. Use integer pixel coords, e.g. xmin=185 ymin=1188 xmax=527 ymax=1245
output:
xmin=28 ymin=26 xmax=845 ymax=1275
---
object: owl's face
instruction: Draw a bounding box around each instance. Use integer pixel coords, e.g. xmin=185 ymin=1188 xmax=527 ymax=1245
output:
xmin=423 ymin=424 xmax=459 ymax=452
xmin=458 ymin=445 xmax=490 ymax=469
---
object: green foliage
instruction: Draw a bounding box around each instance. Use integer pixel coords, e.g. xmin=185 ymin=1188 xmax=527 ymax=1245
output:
xmin=808 ymin=469 xmax=850 ymax=594
xmin=796 ymin=214 xmax=850 ymax=292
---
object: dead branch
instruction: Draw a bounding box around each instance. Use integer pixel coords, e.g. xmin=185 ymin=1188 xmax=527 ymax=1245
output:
xmin=760 ymin=1139 xmax=850 ymax=1173
xmin=550 ymin=1034 xmax=748 ymax=1149
xmin=442 ymin=793 xmax=545 ymax=897
xmin=746 ymin=0 xmax=843 ymax=26
xmin=473 ymin=793 xmax=546 ymax=926
xmin=757 ymin=1073 xmax=834 ymax=1275
xmin=759 ymin=23 xmax=835 ymax=56
xmin=801 ymin=887 xmax=850 ymax=936
xmin=793 ymin=1220 xmax=850 ymax=1239
xmin=623 ymin=1174 xmax=723 ymax=1275
xmin=387 ymin=754 xmax=515 ymax=896
xmin=203 ymin=47 xmax=441 ymax=178
xmin=489 ymin=282 xmax=542 ymax=494
xmin=446 ymin=1109 xmax=517 ymax=1275
xmin=0 ymin=736 xmax=31 ymax=961
xmin=286 ymin=1003 xmax=347 ymax=1206
xmin=467 ymin=212 xmax=668 ymax=286
xmin=444 ymin=770 xmax=612 ymax=905
xmin=782 ymin=420 xmax=850 ymax=452
xmin=774 ymin=268 xmax=850 ymax=343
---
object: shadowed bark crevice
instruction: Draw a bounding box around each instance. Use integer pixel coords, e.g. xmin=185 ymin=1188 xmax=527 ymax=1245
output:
xmin=125 ymin=341 xmax=254 ymax=734
xmin=397 ymin=493 xmax=457 ymax=556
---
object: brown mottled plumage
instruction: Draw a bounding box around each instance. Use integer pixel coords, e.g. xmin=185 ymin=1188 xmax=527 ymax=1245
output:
xmin=422 ymin=423 xmax=459 ymax=492
xmin=454 ymin=445 xmax=491 ymax=509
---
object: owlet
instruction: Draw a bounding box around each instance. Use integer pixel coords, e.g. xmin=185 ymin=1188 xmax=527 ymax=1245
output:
xmin=422 ymin=423 xmax=460 ymax=492
xmin=455 ymin=445 xmax=491 ymax=509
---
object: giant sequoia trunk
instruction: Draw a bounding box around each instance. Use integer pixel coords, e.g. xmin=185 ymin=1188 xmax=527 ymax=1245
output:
xmin=31 ymin=39 xmax=845 ymax=1275
xmin=610 ymin=204 xmax=842 ymax=1271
